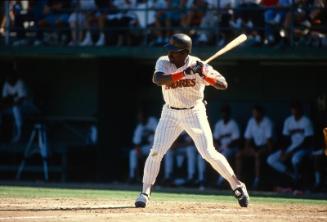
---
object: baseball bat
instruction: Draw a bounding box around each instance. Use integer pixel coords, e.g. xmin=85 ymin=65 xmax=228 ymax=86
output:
xmin=204 ymin=34 xmax=247 ymax=64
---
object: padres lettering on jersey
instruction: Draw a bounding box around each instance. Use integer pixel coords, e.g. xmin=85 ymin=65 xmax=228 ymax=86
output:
xmin=154 ymin=55 xmax=225 ymax=108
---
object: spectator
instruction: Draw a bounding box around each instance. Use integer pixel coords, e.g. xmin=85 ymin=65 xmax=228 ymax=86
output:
xmin=151 ymin=0 xmax=186 ymax=45
xmin=79 ymin=0 xmax=111 ymax=46
xmin=163 ymin=131 xmax=196 ymax=186
xmin=236 ymin=105 xmax=273 ymax=190
xmin=213 ymin=104 xmax=241 ymax=188
xmin=236 ymin=0 xmax=265 ymax=46
xmin=0 ymin=65 xmax=39 ymax=143
xmin=267 ymin=101 xmax=314 ymax=188
xmin=261 ymin=0 xmax=290 ymax=46
xmin=128 ymin=110 xmax=158 ymax=183
xmin=34 ymin=0 xmax=72 ymax=46
xmin=134 ymin=0 xmax=157 ymax=44
xmin=68 ymin=0 xmax=96 ymax=46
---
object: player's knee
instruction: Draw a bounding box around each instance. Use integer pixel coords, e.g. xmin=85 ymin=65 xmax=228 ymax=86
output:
xmin=148 ymin=148 xmax=165 ymax=162
xmin=200 ymin=148 xmax=218 ymax=162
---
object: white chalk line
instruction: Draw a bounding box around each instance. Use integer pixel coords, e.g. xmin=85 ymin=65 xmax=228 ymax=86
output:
xmin=0 ymin=212 xmax=326 ymax=221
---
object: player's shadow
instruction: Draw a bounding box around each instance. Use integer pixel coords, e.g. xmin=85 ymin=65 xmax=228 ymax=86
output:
xmin=0 ymin=206 xmax=136 ymax=211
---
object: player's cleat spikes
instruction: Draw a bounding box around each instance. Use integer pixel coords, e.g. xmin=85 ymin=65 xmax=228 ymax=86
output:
xmin=233 ymin=182 xmax=250 ymax=207
xmin=135 ymin=193 xmax=149 ymax=208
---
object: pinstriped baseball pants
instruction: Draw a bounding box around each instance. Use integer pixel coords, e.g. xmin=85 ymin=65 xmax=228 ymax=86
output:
xmin=142 ymin=103 xmax=236 ymax=186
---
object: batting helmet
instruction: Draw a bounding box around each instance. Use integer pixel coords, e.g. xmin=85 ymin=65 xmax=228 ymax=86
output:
xmin=164 ymin=33 xmax=192 ymax=53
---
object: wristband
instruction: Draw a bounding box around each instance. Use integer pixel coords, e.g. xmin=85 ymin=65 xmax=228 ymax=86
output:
xmin=171 ymin=71 xmax=185 ymax=81
xmin=203 ymin=76 xmax=217 ymax=85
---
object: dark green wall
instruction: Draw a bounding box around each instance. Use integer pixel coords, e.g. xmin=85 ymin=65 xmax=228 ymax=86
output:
xmin=1 ymin=57 xmax=326 ymax=181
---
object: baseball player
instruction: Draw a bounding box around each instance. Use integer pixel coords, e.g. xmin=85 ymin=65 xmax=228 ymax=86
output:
xmin=128 ymin=110 xmax=158 ymax=183
xmin=135 ymin=33 xmax=249 ymax=208
xmin=267 ymin=101 xmax=314 ymax=185
xmin=236 ymin=105 xmax=273 ymax=190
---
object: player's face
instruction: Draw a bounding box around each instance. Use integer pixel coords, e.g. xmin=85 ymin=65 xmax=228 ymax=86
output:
xmin=253 ymin=109 xmax=262 ymax=122
xmin=168 ymin=50 xmax=188 ymax=68
xmin=291 ymin=108 xmax=302 ymax=119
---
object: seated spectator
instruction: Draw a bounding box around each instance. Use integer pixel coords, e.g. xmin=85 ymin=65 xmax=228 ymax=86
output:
xmin=267 ymin=101 xmax=314 ymax=188
xmin=128 ymin=109 xmax=158 ymax=183
xmin=34 ymin=0 xmax=72 ymax=46
xmin=151 ymin=0 xmax=186 ymax=45
xmin=214 ymin=104 xmax=241 ymax=188
xmin=306 ymin=0 xmax=327 ymax=47
xmin=278 ymin=0 xmax=312 ymax=47
xmin=235 ymin=0 xmax=265 ymax=46
xmin=134 ymin=0 xmax=157 ymax=44
xmin=0 ymin=66 xmax=39 ymax=143
xmin=68 ymin=0 xmax=97 ymax=46
xmin=262 ymin=0 xmax=290 ymax=46
xmin=236 ymin=105 xmax=273 ymax=190
xmin=163 ymin=131 xmax=196 ymax=186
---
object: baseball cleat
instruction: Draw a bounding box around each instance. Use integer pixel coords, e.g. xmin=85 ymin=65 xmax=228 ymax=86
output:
xmin=135 ymin=193 xmax=149 ymax=208
xmin=233 ymin=182 xmax=250 ymax=207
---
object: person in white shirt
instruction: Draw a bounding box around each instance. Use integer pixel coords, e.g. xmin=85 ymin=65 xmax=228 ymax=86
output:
xmin=163 ymin=131 xmax=196 ymax=186
xmin=267 ymin=101 xmax=314 ymax=185
xmin=213 ymin=104 xmax=241 ymax=187
xmin=236 ymin=105 xmax=273 ymax=190
xmin=0 ymin=71 xmax=37 ymax=143
xmin=128 ymin=109 xmax=158 ymax=183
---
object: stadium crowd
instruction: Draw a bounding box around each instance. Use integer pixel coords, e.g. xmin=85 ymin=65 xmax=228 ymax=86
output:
xmin=0 ymin=0 xmax=326 ymax=47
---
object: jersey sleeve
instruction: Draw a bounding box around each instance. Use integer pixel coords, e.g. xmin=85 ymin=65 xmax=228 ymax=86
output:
xmin=2 ymin=82 xmax=8 ymax=97
xmin=264 ymin=118 xmax=273 ymax=139
xmin=154 ymin=57 xmax=168 ymax=74
xmin=304 ymin=117 xmax=314 ymax=137
xmin=244 ymin=119 xmax=252 ymax=139
xmin=231 ymin=120 xmax=240 ymax=140
xmin=213 ymin=121 xmax=220 ymax=139
xmin=16 ymin=80 xmax=27 ymax=99
xmin=282 ymin=118 xmax=290 ymax=136
xmin=132 ymin=124 xmax=143 ymax=145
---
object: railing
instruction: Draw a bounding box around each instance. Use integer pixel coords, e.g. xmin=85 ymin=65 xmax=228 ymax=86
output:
xmin=0 ymin=0 xmax=326 ymax=47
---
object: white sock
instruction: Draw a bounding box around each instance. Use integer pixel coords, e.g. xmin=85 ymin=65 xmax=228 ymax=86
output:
xmin=142 ymin=183 xmax=152 ymax=196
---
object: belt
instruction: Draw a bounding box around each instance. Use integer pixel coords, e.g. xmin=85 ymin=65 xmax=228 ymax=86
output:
xmin=168 ymin=105 xmax=194 ymax=110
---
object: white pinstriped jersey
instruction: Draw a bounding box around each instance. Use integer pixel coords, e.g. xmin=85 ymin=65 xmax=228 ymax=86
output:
xmin=283 ymin=115 xmax=313 ymax=152
xmin=154 ymin=55 xmax=226 ymax=108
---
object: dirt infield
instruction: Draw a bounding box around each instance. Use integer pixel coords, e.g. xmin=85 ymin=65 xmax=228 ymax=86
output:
xmin=1 ymin=197 xmax=327 ymax=222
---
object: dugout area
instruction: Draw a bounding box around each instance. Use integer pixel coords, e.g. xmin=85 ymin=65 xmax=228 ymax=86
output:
xmin=0 ymin=47 xmax=326 ymax=186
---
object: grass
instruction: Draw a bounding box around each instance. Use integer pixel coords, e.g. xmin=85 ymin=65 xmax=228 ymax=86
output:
xmin=1 ymin=185 xmax=326 ymax=206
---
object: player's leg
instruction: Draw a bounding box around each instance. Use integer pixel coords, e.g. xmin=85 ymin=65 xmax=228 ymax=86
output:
xmin=182 ymin=107 xmax=249 ymax=207
xmin=217 ymin=148 xmax=236 ymax=187
xmin=136 ymin=109 xmax=183 ymax=207
xmin=291 ymin=149 xmax=310 ymax=183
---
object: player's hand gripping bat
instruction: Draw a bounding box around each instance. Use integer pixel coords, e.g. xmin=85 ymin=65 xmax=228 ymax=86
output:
xmin=204 ymin=34 xmax=247 ymax=64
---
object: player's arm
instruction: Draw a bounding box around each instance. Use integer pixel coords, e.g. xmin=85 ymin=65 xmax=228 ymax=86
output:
xmin=192 ymin=61 xmax=228 ymax=90
xmin=152 ymin=68 xmax=194 ymax=86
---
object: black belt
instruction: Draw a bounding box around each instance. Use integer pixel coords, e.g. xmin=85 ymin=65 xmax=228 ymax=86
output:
xmin=168 ymin=106 xmax=194 ymax=110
